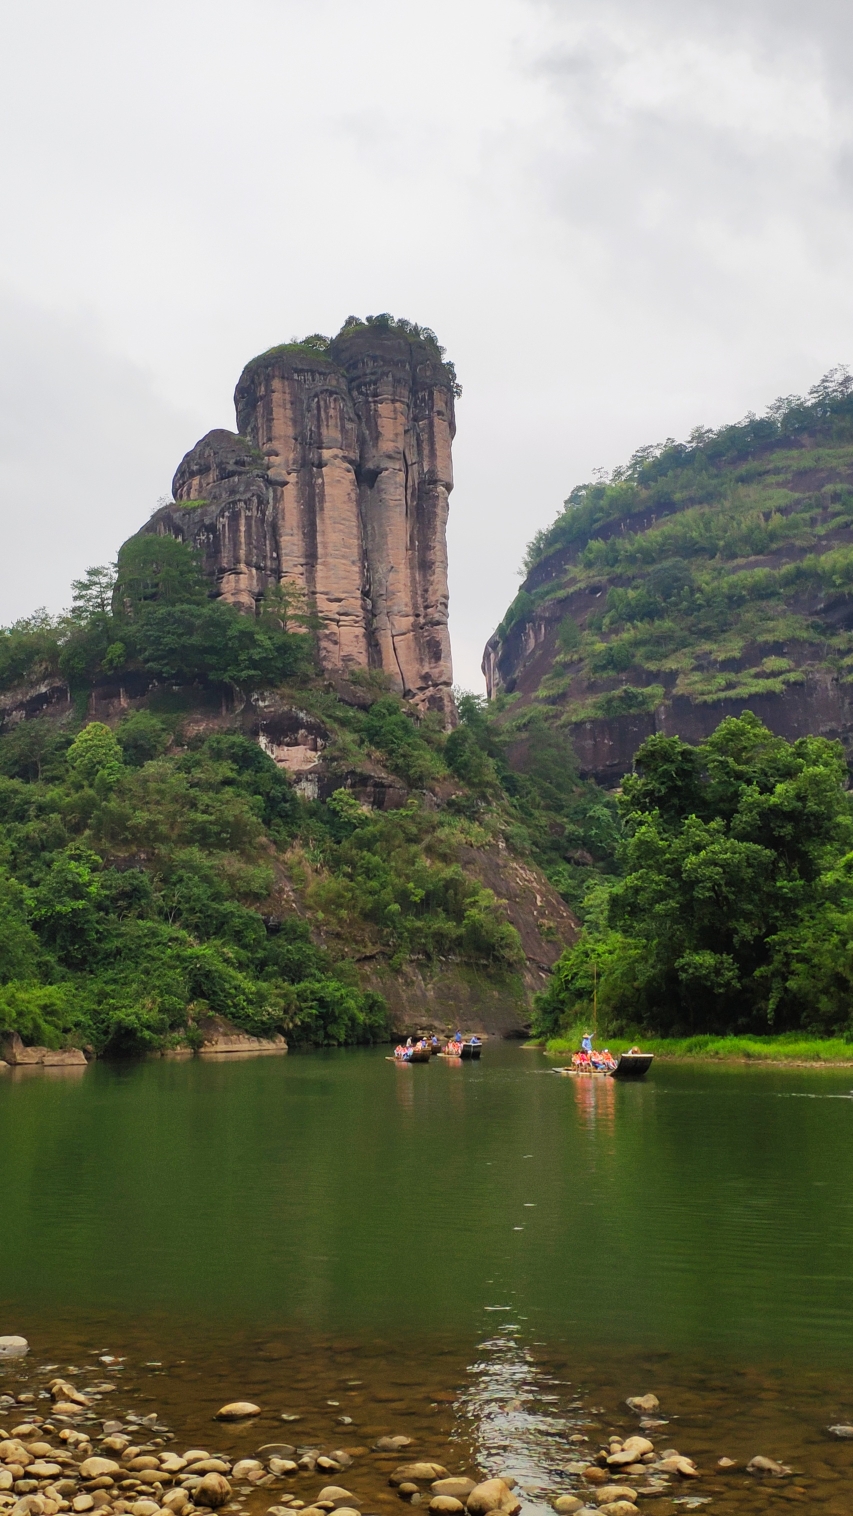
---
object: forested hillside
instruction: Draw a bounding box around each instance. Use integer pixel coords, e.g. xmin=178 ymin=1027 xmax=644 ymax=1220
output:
xmin=484 ymin=369 xmax=853 ymax=784
xmin=0 ymin=537 xmax=593 ymax=1055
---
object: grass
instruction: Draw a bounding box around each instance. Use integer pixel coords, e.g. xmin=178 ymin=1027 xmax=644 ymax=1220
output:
xmin=532 ymin=1033 xmax=853 ymax=1064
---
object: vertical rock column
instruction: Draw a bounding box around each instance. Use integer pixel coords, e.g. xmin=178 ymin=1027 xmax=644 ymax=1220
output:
xmin=235 ymin=355 xmax=370 ymax=671
xmin=331 ymin=329 xmax=456 ymax=718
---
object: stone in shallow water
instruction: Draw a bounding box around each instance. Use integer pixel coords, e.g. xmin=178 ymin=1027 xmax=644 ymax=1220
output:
xmin=746 ymin=1456 xmax=790 ymax=1476
xmin=0 ymin=1339 xmax=29 ymax=1360
xmin=625 ymin=1398 xmax=659 ymax=1417
xmin=215 ymin=1406 xmax=259 ymax=1422
xmin=828 ymin=1425 xmax=853 ymax=1439
xmin=430 ymin=1483 xmax=474 ymax=1501
xmin=429 ymin=1501 xmax=464 ymax=1514
xmin=79 ymin=1462 xmax=121 ymax=1482
xmin=374 ymin=1439 xmax=412 ymax=1454
xmin=194 ymin=1476 xmax=232 ymax=1510
xmin=552 ymin=1501 xmax=583 ymax=1516
xmin=315 ymin=1489 xmax=358 ymax=1508
xmin=465 ymin=1481 xmax=520 ymax=1516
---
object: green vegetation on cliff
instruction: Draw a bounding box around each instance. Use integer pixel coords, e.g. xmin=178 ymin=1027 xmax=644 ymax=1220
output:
xmin=0 ymin=541 xmax=590 ymax=1055
xmin=490 ymin=369 xmax=853 ymax=747
xmin=535 ymin=713 xmax=853 ymax=1041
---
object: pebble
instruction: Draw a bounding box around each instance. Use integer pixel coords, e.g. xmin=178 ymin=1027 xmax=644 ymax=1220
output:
xmin=130 ymin=1503 xmax=160 ymax=1516
xmin=79 ymin=1460 xmax=121 ymax=1481
xmin=625 ymin=1397 xmax=659 ymax=1416
xmin=374 ymin=1439 xmax=412 ymax=1454
xmin=72 ymin=1501 xmax=94 ymax=1514
xmin=828 ymin=1425 xmax=853 ymax=1439
xmin=429 ymin=1500 xmax=464 ymax=1514
xmin=0 ymin=1339 xmax=29 ymax=1360
xmin=259 ymin=1448 xmax=297 ymax=1460
xmin=465 ymin=1480 xmax=520 ymax=1516
xmin=594 ymin=1491 xmax=636 ymax=1507
xmin=268 ymin=1460 xmax=298 ymax=1477
xmin=314 ymin=1488 xmax=358 ymax=1507
xmin=597 ymin=1505 xmax=638 ymax=1516
xmin=552 ymin=1499 xmax=583 ymax=1514
xmin=194 ymin=1474 xmax=231 ymax=1509
xmin=430 ymin=1482 xmax=475 ymax=1500
xmin=214 ymin=1405 xmax=260 ymax=1422
xmin=746 ymin=1456 xmax=790 ymax=1476
xmin=581 ymin=1470 xmax=607 ymax=1486
xmin=390 ymin=1468 xmax=448 ymax=1487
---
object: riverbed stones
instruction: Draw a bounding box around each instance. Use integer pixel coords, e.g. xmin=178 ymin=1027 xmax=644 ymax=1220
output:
xmin=580 ymin=1470 xmax=606 ymax=1487
xmin=828 ymin=1425 xmax=853 ymax=1438
xmin=50 ymin=1384 xmax=90 ymax=1409
xmin=465 ymin=1479 xmax=520 ymax=1516
xmin=215 ymin=1404 xmax=259 ymax=1421
xmin=72 ymin=1498 xmax=94 ymax=1513
xmin=193 ymin=1474 xmax=231 ymax=1509
xmin=552 ymin=1498 xmax=583 ymax=1514
xmin=597 ymin=1504 xmax=638 ymax=1516
xmin=131 ymin=1502 xmax=160 ymax=1516
xmin=594 ymin=1491 xmax=636 ymax=1507
xmin=269 ymin=1460 xmax=298 ymax=1477
xmin=607 ymin=1441 xmax=652 ymax=1468
xmin=374 ymin=1439 xmax=413 ymax=1454
xmin=315 ymin=1488 xmax=358 ymax=1508
xmin=653 ymin=1458 xmax=697 ymax=1478
xmin=431 ymin=1482 xmax=475 ymax=1501
xmin=429 ymin=1499 xmax=464 ymax=1514
xmin=162 ymin=1490 xmax=188 ymax=1511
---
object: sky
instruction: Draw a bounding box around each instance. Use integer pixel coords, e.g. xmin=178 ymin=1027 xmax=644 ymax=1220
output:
xmin=2 ymin=0 xmax=853 ymax=691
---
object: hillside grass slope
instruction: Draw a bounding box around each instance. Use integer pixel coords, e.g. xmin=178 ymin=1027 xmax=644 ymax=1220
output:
xmin=485 ymin=369 xmax=853 ymax=783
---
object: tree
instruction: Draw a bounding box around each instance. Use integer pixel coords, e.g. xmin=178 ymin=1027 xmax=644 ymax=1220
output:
xmin=536 ymin=714 xmax=853 ymax=1038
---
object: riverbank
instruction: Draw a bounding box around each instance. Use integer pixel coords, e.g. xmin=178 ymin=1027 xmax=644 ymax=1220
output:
xmin=532 ymin=1032 xmax=853 ymax=1065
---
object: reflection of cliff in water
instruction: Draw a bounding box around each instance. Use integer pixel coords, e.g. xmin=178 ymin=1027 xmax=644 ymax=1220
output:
xmin=459 ymin=1324 xmax=588 ymax=1512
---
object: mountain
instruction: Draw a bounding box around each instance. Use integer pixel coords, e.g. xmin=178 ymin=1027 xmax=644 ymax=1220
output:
xmin=140 ymin=315 xmax=458 ymax=724
xmin=0 ymin=318 xmax=581 ymax=1057
xmin=483 ymin=369 xmax=853 ymax=784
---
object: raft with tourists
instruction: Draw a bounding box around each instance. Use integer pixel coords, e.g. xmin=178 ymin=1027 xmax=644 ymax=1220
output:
xmin=438 ymin=1033 xmax=483 ymax=1060
xmin=553 ymin=1037 xmax=653 ymax=1080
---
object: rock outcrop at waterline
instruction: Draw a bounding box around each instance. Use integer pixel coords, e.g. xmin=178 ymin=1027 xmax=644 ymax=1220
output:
xmin=138 ymin=319 xmax=456 ymax=722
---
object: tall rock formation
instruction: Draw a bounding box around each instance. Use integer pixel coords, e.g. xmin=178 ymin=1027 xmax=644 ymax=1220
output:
xmin=139 ymin=319 xmax=457 ymax=721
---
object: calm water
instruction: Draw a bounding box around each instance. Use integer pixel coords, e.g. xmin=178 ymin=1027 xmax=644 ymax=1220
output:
xmin=3 ymin=1045 xmax=853 ymax=1512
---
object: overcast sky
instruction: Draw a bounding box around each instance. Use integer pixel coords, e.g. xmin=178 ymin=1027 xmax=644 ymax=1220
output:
xmin=2 ymin=0 xmax=853 ymax=690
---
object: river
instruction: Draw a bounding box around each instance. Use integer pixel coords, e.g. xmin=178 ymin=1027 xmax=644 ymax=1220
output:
xmin=2 ymin=1044 xmax=853 ymax=1515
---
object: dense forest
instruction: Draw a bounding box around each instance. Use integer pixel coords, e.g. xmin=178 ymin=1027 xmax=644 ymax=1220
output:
xmin=0 ymin=536 xmax=607 ymax=1055
xmin=534 ymin=713 xmax=853 ymax=1040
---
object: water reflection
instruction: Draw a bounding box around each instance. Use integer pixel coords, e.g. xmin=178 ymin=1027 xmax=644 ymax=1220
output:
xmin=571 ymin=1074 xmax=616 ymax=1129
xmin=460 ymin=1324 xmax=581 ymax=1512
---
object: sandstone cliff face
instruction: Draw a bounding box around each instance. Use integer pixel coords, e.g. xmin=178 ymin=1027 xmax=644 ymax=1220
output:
xmin=141 ymin=322 xmax=456 ymax=722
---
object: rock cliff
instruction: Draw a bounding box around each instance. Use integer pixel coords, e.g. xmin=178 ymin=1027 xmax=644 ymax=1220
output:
xmin=484 ymin=376 xmax=853 ymax=783
xmin=140 ymin=318 xmax=457 ymax=722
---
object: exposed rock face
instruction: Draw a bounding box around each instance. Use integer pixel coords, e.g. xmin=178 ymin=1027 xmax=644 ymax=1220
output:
xmin=140 ymin=322 xmax=456 ymax=722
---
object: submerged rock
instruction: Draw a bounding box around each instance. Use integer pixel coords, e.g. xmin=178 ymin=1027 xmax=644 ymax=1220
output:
xmin=215 ymin=1401 xmax=260 ymax=1420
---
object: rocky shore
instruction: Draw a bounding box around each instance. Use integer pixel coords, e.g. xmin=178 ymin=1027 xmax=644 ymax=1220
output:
xmin=1 ymin=1340 xmax=832 ymax=1516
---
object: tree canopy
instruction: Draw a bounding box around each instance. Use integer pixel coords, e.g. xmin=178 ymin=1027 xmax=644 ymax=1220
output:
xmin=535 ymin=713 xmax=853 ymax=1039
